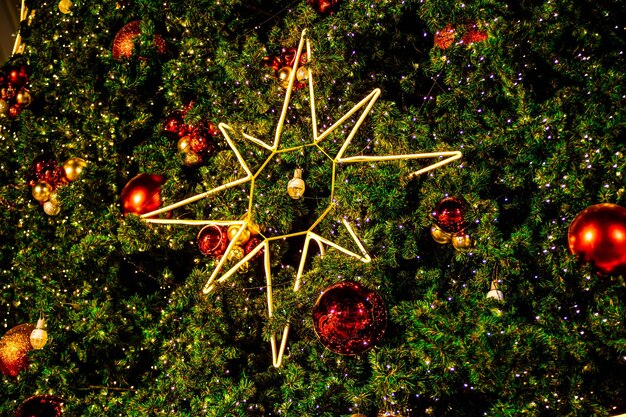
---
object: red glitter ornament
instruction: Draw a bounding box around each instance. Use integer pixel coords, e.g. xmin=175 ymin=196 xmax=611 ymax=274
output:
xmin=568 ymin=203 xmax=626 ymax=275
xmin=120 ymin=174 xmax=165 ymax=216
xmin=112 ymin=20 xmax=167 ymax=60
xmin=14 ymin=394 xmax=65 ymax=417
xmin=0 ymin=323 xmax=35 ymax=377
xmin=462 ymin=22 xmax=488 ymax=44
xmin=312 ymin=281 xmax=387 ymax=355
xmin=189 ymin=133 xmax=216 ymax=155
xmin=432 ymin=196 xmax=467 ymax=234
xmin=434 ymin=24 xmax=456 ymax=49
xmin=306 ymin=0 xmax=340 ymax=15
xmin=197 ymin=225 xmax=229 ymax=257
xmin=244 ymin=237 xmax=263 ymax=261
xmin=26 ymin=156 xmax=65 ymax=189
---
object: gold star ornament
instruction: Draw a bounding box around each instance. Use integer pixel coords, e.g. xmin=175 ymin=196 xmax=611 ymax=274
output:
xmin=141 ymin=29 xmax=462 ymax=367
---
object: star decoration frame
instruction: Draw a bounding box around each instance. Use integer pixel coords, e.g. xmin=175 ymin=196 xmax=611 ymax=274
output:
xmin=141 ymin=29 xmax=462 ymax=367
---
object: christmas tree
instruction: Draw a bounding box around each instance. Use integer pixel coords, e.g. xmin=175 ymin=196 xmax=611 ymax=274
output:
xmin=1 ymin=0 xmax=625 ymax=415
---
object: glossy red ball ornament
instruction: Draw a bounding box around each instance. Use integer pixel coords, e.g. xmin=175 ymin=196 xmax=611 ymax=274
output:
xmin=312 ymin=281 xmax=387 ymax=355
xmin=0 ymin=324 xmax=35 ymax=377
xmin=197 ymin=225 xmax=229 ymax=257
xmin=120 ymin=174 xmax=165 ymax=216
xmin=112 ymin=20 xmax=167 ymax=60
xmin=14 ymin=394 xmax=65 ymax=417
xmin=432 ymin=196 xmax=467 ymax=234
xmin=568 ymin=203 xmax=626 ymax=275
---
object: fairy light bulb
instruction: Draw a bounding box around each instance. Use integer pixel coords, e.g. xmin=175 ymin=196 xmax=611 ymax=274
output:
xmin=287 ymin=168 xmax=305 ymax=199
xmin=30 ymin=317 xmax=48 ymax=350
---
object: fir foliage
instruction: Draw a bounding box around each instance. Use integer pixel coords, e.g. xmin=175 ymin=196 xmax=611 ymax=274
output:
xmin=0 ymin=0 xmax=625 ymax=415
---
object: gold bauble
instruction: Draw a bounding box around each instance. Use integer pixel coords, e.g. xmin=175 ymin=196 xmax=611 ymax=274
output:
xmin=184 ymin=152 xmax=202 ymax=166
xmin=32 ymin=181 xmax=52 ymax=202
xmin=62 ymin=157 xmax=87 ymax=182
xmin=177 ymin=135 xmax=193 ymax=154
xmin=430 ymin=225 xmax=451 ymax=244
xmin=227 ymin=225 xmax=251 ymax=245
xmin=58 ymin=0 xmax=72 ymax=13
xmin=48 ymin=190 xmax=62 ymax=206
xmin=296 ymin=66 xmax=309 ymax=82
xmin=229 ymin=245 xmax=245 ymax=261
xmin=287 ymin=168 xmax=305 ymax=199
xmin=0 ymin=99 xmax=10 ymax=114
xmin=451 ymin=233 xmax=473 ymax=251
xmin=277 ymin=67 xmax=292 ymax=89
xmin=0 ymin=323 xmax=35 ymax=377
xmin=29 ymin=318 xmax=48 ymax=350
xmin=16 ymin=89 xmax=32 ymax=107
xmin=43 ymin=201 xmax=61 ymax=216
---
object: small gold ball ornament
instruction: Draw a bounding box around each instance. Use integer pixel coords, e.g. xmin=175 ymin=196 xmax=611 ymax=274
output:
xmin=227 ymin=225 xmax=251 ymax=245
xmin=43 ymin=201 xmax=61 ymax=216
xmin=451 ymin=233 xmax=473 ymax=251
xmin=277 ymin=67 xmax=292 ymax=89
xmin=177 ymin=136 xmax=193 ymax=154
xmin=296 ymin=66 xmax=309 ymax=82
xmin=16 ymin=89 xmax=32 ymax=107
xmin=29 ymin=317 xmax=48 ymax=350
xmin=486 ymin=280 xmax=504 ymax=301
xmin=58 ymin=0 xmax=72 ymax=14
xmin=48 ymin=190 xmax=62 ymax=206
xmin=32 ymin=181 xmax=52 ymax=202
xmin=287 ymin=168 xmax=305 ymax=199
xmin=430 ymin=224 xmax=451 ymax=244
xmin=229 ymin=245 xmax=245 ymax=261
xmin=0 ymin=99 xmax=9 ymax=114
xmin=184 ymin=152 xmax=202 ymax=167
xmin=62 ymin=157 xmax=87 ymax=182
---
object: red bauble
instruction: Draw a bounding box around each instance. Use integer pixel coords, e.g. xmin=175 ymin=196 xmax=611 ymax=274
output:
xmin=197 ymin=225 xmax=229 ymax=257
xmin=112 ymin=20 xmax=167 ymax=60
xmin=120 ymin=174 xmax=165 ymax=216
xmin=462 ymin=22 xmax=488 ymax=44
xmin=568 ymin=203 xmax=626 ymax=275
xmin=189 ymin=133 xmax=216 ymax=155
xmin=432 ymin=196 xmax=467 ymax=234
xmin=26 ymin=156 xmax=65 ymax=188
xmin=0 ymin=324 xmax=35 ymax=377
xmin=244 ymin=237 xmax=263 ymax=261
xmin=14 ymin=394 xmax=65 ymax=417
xmin=163 ymin=113 xmax=185 ymax=136
xmin=312 ymin=281 xmax=387 ymax=355
xmin=434 ymin=24 xmax=456 ymax=49
xmin=306 ymin=0 xmax=340 ymax=14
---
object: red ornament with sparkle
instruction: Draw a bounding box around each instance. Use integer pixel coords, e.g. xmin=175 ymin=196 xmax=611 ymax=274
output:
xmin=27 ymin=156 xmax=65 ymax=189
xmin=244 ymin=237 xmax=263 ymax=261
xmin=14 ymin=394 xmax=65 ymax=417
xmin=197 ymin=225 xmax=229 ymax=257
xmin=112 ymin=20 xmax=167 ymax=60
xmin=568 ymin=203 xmax=626 ymax=275
xmin=306 ymin=0 xmax=340 ymax=14
xmin=462 ymin=22 xmax=488 ymax=44
xmin=120 ymin=174 xmax=165 ymax=216
xmin=0 ymin=323 xmax=35 ymax=377
xmin=432 ymin=196 xmax=468 ymax=234
xmin=434 ymin=24 xmax=456 ymax=49
xmin=312 ymin=281 xmax=387 ymax=355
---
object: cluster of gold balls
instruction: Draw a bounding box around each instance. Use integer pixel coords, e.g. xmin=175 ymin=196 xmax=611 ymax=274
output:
xmin=31 ymin=157 xmax=87 ymax=216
